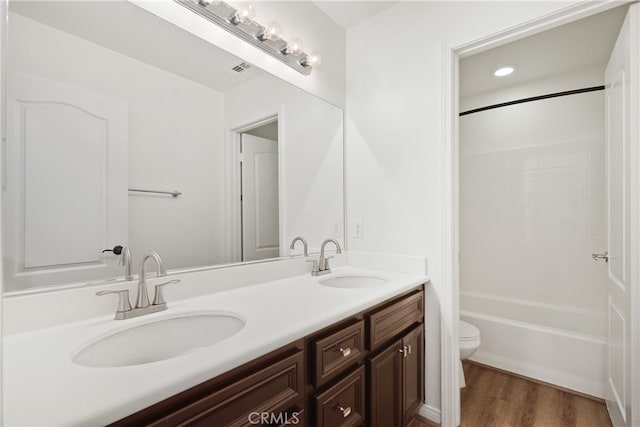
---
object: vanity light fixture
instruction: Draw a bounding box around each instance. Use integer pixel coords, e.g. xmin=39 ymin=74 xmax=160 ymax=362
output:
xmin=494 ymin=66 xmax=515 ymax=77
xmin=259 ymin=21 xmax=282 ymax=41
xmin=302 ymin=51 xmax=322 ymax=67
xmin=231 ymin=3 xmax=255 ymax=25
xmin=285 ymin=38 xmax=304 ymax=56
xmin=178 ymin=0 xmax=318 ymax=76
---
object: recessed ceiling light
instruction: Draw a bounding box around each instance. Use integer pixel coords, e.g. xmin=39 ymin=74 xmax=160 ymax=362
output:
xmin=494 ymin=66 xmax=514 ymax=77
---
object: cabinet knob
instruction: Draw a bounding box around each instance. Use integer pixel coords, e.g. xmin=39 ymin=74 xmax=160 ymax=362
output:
xmin=337 ymin=405 xmax=351 ymax=418
xmin=338 ymin=347 xmax=351 ymax=357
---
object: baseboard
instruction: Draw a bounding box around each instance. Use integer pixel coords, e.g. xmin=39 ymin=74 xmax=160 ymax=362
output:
xmin=469 ymin=350 xmax=606 ymax=399
xmin=418 ymin=404 xmax=441 ymax=424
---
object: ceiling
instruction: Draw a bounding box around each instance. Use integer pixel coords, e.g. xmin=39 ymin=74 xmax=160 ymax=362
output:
xmin=9 ymin=1 xmax=263 ymax=93
xmin=312 ymin=1 xmax=400 ymax=29
xmin=460 ymin=5 xmax=628 ymax=99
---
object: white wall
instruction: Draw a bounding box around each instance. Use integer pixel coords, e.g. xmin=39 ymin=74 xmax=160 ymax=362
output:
xmin=7 ymin=13 xmax=227 ymax=279
xmin=225 ymin=74 xmax=344 ymax=254
xmin=345 ymin=0 xmax=578 ymax=413
xmin=461 ymin=65 xmax=604 ymax=112
xmin=134 ymin=0 xmax=346 ymax=108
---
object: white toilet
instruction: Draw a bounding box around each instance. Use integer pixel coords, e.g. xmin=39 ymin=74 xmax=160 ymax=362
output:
xmin=459 ymin=320 xmax=481 ymax=388
xmin=459 ymin=320 xmax=481 ymax=359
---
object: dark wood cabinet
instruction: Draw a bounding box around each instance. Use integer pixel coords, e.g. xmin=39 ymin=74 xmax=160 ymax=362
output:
xmin=312 ymin=320 xmax=364 ymax=388
xmin=113 ymin=286 xmax=425 ymax=427
xmin=402 ymin=325 xmax=425 ymax=426
xmin=368 ymin=339 xmax=403 ymax=427
xmin=110 ymin=340 xmax=306 ymax=427
xmin=367 ymin=324 xmax=424 ymax=427
xmin=314 ymin=366 xmax=365 ymax=427
xmin=367 ymin=291 xmax=423 ymax=351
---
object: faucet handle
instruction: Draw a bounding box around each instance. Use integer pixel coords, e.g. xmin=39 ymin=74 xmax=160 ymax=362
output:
xmin=152 ymin=279 xmax=181 ymax=306
xmin=96 ymin=289 xmax=132 ymax=314
xmin=324 ymin=256 xmax=335 ymax=271
xmin=306 ymin=259 xmax=319 ymax=273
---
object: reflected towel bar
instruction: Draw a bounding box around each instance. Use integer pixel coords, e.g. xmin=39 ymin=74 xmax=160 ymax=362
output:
xmin=128 ymin=189 xmax=182 ymax=198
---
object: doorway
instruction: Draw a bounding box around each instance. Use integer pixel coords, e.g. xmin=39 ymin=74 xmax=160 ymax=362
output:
xmin=445 ymin=2 xmax=639 ymax=426
xmin=238 ymin=119 xmax=279 ymax=262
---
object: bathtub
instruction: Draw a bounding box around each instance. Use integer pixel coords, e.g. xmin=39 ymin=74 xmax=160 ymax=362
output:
xmin=461 ymin=292 xmax=607 ymax=398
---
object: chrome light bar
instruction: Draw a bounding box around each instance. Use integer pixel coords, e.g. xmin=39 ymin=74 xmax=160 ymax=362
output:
xmin=174 ymin=0 xmax=314 ymax=76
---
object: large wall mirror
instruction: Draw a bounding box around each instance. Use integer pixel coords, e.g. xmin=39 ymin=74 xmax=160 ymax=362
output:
xmin=2 ymin=1 xmax=344 ymax=293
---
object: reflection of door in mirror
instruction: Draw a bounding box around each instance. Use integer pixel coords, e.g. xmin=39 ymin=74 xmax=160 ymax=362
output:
xmin=3 ymin=71 xmax=128 ymax=291
xmin=240 ymin=122 xmax=279 ymax=261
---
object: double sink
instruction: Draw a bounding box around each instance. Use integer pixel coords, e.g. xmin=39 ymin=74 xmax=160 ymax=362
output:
xmin=72 ymin=274 xmax=389 ymax=368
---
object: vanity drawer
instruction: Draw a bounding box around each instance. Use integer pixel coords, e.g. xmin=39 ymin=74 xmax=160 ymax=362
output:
xmin=314 ymin=366 xmax=365 ymax=427
xmin=149 ymin=350 xmax=304 ymax=427
xmin=367 ymin=290 xmax=423 ymax=351
xmin=312 ymin=321 xmax=365 ymax=387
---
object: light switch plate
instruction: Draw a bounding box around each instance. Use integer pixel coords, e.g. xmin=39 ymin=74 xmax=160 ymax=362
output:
xmin=353 ymin=220 xmax=364 ymax=238
xmin=333 ymin=221 xmax=342 ymax=237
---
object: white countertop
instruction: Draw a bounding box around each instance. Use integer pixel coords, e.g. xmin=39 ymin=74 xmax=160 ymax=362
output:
xmin=3 ymin=266 xmax=428 ymax=426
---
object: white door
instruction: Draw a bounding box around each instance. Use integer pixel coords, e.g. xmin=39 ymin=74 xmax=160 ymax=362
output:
xmin=3 ymin=71 xmax=128 ymax=289
xmin=603 ymin=4 xmax=639 ymax=426
xmin=241 ymin=134 xmax=279 ymax=261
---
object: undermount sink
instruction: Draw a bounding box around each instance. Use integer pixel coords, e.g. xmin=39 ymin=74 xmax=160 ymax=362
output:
xmin=319 ymin=275 xmax=389 ymax=289
xmin=72 ymin=312 xmax=245 ymax=367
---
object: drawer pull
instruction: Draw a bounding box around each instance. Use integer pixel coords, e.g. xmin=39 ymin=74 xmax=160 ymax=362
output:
xmin=338 ymin=347 xmax=351 ymax=357
xmin=337 ymin=405 xmax=352 ymax=418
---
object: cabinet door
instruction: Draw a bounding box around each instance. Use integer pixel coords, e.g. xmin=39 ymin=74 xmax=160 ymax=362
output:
xmin=402 ymin=325 xmax=424 ymax=426
xmin=368 ymin=340 xmax=402 ymax=427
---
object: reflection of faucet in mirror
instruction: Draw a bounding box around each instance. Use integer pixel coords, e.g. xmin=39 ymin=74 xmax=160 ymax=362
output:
xmin=102 ymin=245 xmax=134 ymax=281
xmin=96 ymin=251 xmax=180 ymax=320
xmin=289 ymin=237 xmax=309 ymax=257
xmin=310 ymin=238 xmax=343 ymax=277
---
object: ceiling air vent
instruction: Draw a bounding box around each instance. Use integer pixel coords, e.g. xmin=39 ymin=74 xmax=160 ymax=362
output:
xmin=232 ymin=62 xmax=251 ymax=73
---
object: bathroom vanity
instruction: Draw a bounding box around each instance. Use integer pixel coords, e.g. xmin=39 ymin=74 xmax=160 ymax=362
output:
xmin=2 ymin=267 xmax=428 ymax=426
xmin=112 ymin=286 xmax=424 ymax=427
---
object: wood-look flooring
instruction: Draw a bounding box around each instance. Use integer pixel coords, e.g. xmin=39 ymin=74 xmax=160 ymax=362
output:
xmin=461 ymin=361 xmax=612 ymax=427
xmin=410 ymin=415 xmax=440 ymax=427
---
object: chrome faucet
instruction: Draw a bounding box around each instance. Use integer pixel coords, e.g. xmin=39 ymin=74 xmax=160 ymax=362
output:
xmin=309 ymin=238 xmax=343 ymax=276
xmin=136 ymin=251 xmax=166 ymax=308
xmin=97 ymin=251 xmax=180 ymax=320
xmin=289 ymin=236 xmax=309 ymax=257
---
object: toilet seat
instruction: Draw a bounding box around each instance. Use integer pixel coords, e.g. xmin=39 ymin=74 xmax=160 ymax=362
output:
xmin=459 ymin=320 xmax=480 ymax=341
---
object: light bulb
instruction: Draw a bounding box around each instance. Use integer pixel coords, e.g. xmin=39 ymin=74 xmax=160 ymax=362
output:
xmin=305 ymin=51 xmax=322 ymax=67
xmin=285 ymin=38 xmax=304 ymax=56
xmin=494 ymin=66 xmax=514 ymax=77
xmin=263 ymin=21 xmax=282 ymax=41
xmin=234 ymin=3 xmax=255 ymax=25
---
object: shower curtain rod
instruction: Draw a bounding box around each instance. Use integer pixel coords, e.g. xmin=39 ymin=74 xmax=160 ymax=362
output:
xmin=459 ymin=85 xmax=605 ymax=117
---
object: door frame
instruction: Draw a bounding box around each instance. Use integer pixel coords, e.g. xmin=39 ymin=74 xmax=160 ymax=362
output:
xmin=441 ymin=1 xmax=638 ymax=425
xmin=225 ymin=111 xmax=285 ymax=263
